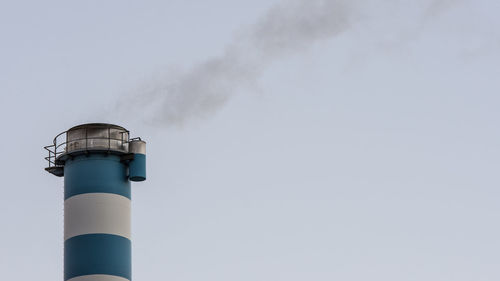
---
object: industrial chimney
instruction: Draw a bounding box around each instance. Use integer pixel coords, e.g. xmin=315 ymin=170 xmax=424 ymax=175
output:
xmin=44 ymin=123 xmax=146 ymax=281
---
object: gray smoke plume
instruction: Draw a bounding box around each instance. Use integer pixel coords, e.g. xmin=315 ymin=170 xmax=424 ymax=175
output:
xmin=120 ymin=0 xmax=460 ymax=127
xmin=120 ymin=0 xmax=357 ymax=127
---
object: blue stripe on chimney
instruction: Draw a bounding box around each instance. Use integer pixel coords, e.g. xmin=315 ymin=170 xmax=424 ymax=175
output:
xmin=64 ymin=234 xmax=131 ymax=281
xmin=64 ymin=155 xmax=131 ymax=200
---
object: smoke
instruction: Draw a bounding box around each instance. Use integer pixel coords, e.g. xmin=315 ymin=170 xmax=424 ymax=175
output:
xmin=424 ymin=0 xmax=464 ymax=18
xmin=118 ymin=0 xmax=358 ymax=127
xmin=120 ymin=0 xmax=461 ymax=128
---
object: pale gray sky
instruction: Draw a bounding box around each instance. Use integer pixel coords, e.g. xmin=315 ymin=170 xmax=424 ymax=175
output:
xmin=1 ymin=0 xmax=500 ymax=280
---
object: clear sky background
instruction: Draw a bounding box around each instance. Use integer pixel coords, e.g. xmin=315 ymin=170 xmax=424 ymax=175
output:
xmin=1 ymin=0 xmax=499 ymax=280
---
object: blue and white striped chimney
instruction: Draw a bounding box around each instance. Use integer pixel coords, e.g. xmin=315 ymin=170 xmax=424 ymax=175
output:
xmin=45 ymin=123 xmax=146 ymax=281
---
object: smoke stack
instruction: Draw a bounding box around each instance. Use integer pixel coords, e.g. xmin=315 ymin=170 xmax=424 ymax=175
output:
xmin=44 ymin=123 xmax=146 ymax=281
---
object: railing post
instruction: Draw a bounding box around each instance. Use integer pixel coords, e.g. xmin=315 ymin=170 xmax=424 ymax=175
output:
xmin=108 ymin=127 xmax=111 ymax=151
xmin=54 ymin=141 xmax=57 ymax=166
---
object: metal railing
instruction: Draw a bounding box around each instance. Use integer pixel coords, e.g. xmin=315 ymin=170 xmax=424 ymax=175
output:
xmin=44 ymin=127 xmax=130 ymax=168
